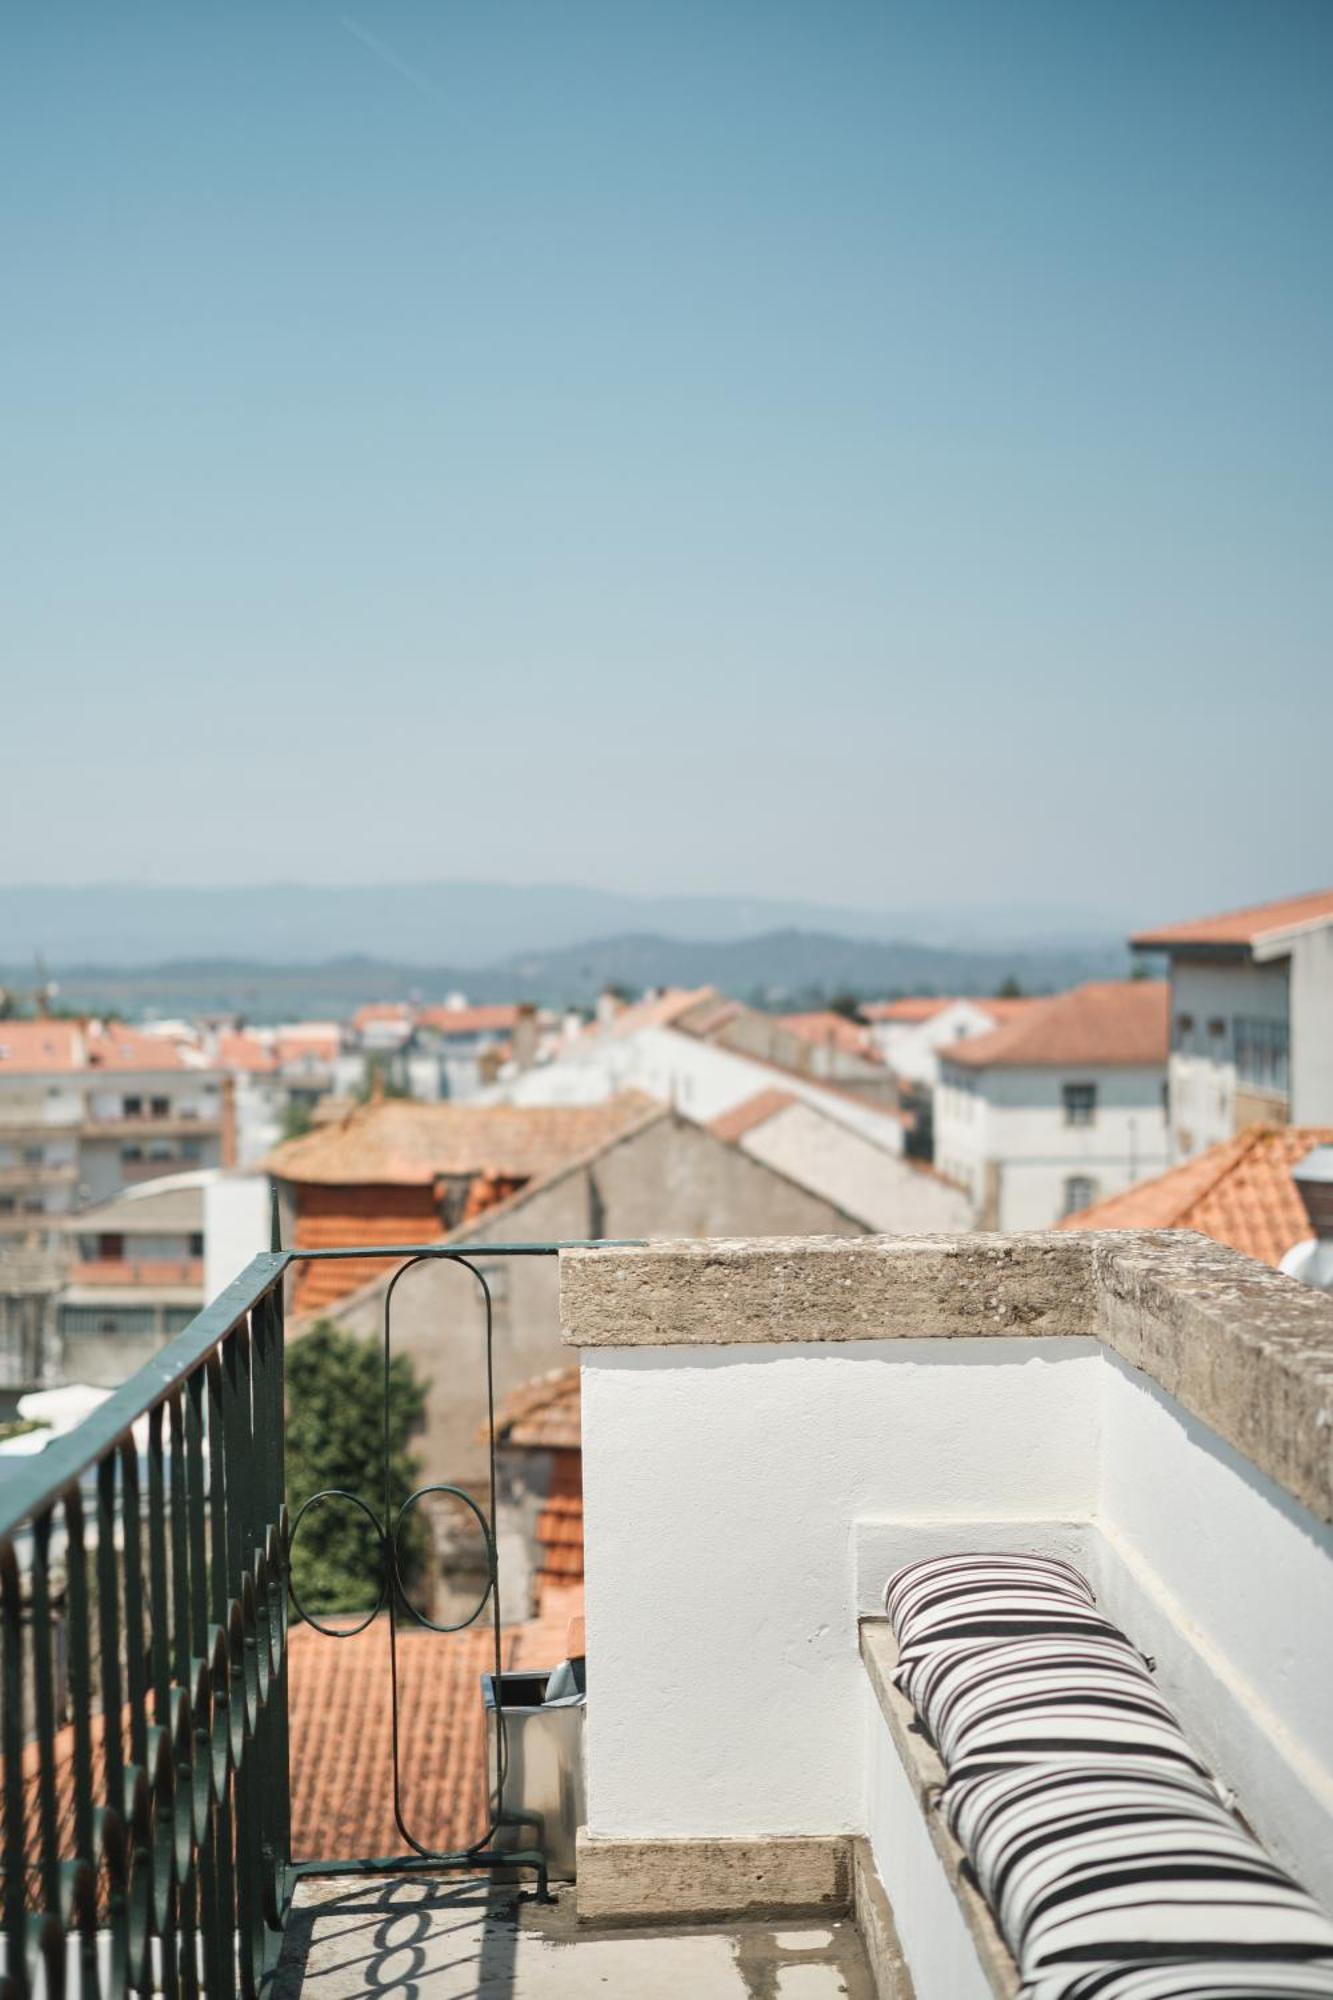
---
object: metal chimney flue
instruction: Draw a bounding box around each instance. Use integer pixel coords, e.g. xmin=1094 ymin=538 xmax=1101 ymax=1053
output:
xmin=1292 ymin=1146 xmax=1333 ymax=1244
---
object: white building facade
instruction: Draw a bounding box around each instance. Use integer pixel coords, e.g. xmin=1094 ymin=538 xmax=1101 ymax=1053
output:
xmin=1133 ymin=889 xmax=1333 ymax=1162
xmin=934 ymin=981 xmax=1169 ymax=1228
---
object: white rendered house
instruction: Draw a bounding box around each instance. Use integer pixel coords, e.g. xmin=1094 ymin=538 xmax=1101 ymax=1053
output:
xmin=1132 ymin=885 xmax=1333 ymax=1162
xmin=934 ymin=980 xmax=1169 ymax=1228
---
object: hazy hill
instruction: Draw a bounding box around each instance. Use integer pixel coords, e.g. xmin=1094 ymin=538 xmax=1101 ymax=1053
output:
xmin=0 ymin=929 xmax=1127 ymax=1021
xmin=0 ymin=882 xmax=1126 ymax=969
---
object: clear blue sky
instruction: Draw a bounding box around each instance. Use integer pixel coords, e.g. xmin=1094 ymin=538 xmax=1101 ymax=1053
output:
xmin=2 ymin=0 xmax=1329 ymax=923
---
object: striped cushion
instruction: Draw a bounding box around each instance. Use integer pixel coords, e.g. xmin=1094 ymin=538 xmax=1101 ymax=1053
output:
xmin=887 ymin=1553 xmax=1118 ymax=1670
xmin=1023 ymin=1961 xmax=1333 ymax=1998
xmin=943 ymin=1762 xmax=1333 ymax=1986
xmin=904 ymin=1633 xmax=1213 ymax=1786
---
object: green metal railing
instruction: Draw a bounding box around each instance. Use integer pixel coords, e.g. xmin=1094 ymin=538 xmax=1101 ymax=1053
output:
xmin=0 ymin=1235 xmax=627 ymax=1997
xmin=0 ymin=1251 xmax=292 ymax=1999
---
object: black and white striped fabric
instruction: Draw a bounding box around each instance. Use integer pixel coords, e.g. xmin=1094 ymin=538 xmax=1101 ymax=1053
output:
xmin=882 ymin=1553 xmax=1333 ymax=2000
xmin=944 ymin=1761 xmax=1333 ymax=1982
xmin=902 ymin=1632 xmax=1214 ymax=1786
xmin=1023 ymin=1962 xmax=1333 ymax=1998
xmin=887 ymin=1552 xmax=1122 ymax=1676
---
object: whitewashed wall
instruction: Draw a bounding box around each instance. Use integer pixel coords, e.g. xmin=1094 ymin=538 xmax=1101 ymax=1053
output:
xmin=934 ymin=1061 xmax=1168 ymax=1226
xmin=499 ymin=1024 xmax=907 ymax=1154
xmin=1168 ymin=958 xmax=1288 ymax=1156
xmin=579 ymin=1336 xmax=1333 ymax=1913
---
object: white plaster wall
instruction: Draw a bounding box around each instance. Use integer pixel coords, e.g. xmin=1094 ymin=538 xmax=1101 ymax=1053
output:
xmin=580 ymin=1339 xmax=1101 ymax=1839
xmin=738 ymin=1103 xmax=972 ymax=1231
xmin=580 ymin=1335 xmax=1333 ymax=1920
xmin=500 ymin=1025 xmax=907 ymax=1154
xmin=203 ymin=1172 xmax=271 ymax=1299
xmin=1168 ymin=958 xmax=1289 ymax=1155
xmin=865 ymin=1692 xmax=992 ymax=2000
xmin=874 ymin=1002 xmax=1008 ymax=1088
xmin=1285 ymin=926 xmax=1333 ymax=1124
xmin=935 ymin=1063 xmax=1167 ymax=1227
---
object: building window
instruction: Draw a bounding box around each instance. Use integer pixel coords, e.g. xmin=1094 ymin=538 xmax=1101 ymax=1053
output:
xmin=122 ymin=1095 xmax=143 ymax=1117
xmin=1208 ymin=1018 xmax=1226 ymax=1039
xmin=1063 ymin=1175 xmax=1097 ymax=1217
xmin=1234 ymin=1016 xmax=1290 ymax=1095
xmin=150 ymin=1096 xmax=171 ymax=1119
xmin=1173 ymin=1013 xmax=1195 ymax=1051
xmin=1062 ymin=1082 xmax=1097 ymax=1127
xmin=121 ymin=1145 xmax=143 ymax=1163
xmin=190 ymin=1232 xmax=205 ymax=1256
xmin=60 ymin=1305 xmax=155 ymax=1339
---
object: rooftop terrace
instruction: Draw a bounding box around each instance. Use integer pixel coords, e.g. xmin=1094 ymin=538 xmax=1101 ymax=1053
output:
xmin=2 ymin=1226 xmax=1331 ymax=1996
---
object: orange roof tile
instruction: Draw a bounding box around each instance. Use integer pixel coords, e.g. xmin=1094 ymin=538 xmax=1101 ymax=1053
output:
xmin=352 ymin=1002 xmax=414 ymax=1030
xmin=778 ymin=1011 xmax=880 ymax=1060
xmin=596 ymin=987 xmax=719 ymax=1040
xmin=709 ymin=1089 xmax=800 ymax=1145
xmin=0 ymin=1021 xmax=212 ymax=1074
xmin=491 ymin=1367 xmax=581 ymax=1451
xmin=0 ymin=1021 xmax=84 ymax=1072
xmin=416 ymin=1003 xmax=521 ymax=1036
xmin=215 ymin=1030 xmax=278 ymax=1073
xmin=943 ymin=982 xmax=1168 ymax=1070
xmin=265 ymin=1091 xmax=659 ymax=1187
xmin=1059 ymin=1125 xmax=1333 ymax=1268
xmin=1132 ymin=887 xmax=1333 ymax=952
xmin=860 ymin=997 xmax=958 ymax=1024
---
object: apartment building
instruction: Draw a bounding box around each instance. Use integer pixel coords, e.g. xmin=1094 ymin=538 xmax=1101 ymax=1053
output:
xmin=0 ymin=1019 xmax=228 ymax=1247
xmin=1132 ymin=885 xmax=1333 ymax=1161
xmin=934 ymin=979 xmax=1169 ymax=1227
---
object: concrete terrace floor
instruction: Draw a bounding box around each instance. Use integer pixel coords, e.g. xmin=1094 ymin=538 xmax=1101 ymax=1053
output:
xmin=273 ymin=1875 xmax=876 ymax=2000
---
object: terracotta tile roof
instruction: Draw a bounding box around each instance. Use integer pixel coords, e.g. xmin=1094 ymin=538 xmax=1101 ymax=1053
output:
xmin=597 ymin=987 xmax=719 ymax=1040
xmin=0 ymin=1021 xmax=85 ymax=1072
xmin=352 ymin=1002 xmax=414 ymax=1031
xmin=491 ymin=1367 xmax=581 ymax=1451
xmin=943 ymin=982 xmax=1168 ymax=1070
xmin=215 ymin=1030 xmax=278 ymax=1073
xmin=416 ymin=1004 xmax=521 ymax=1037
xmin=1059 ymin=1125 xmax=1333 ymax=1268
xmin=861 ymin=995 xmax=1040 ymax=1025
xmin=860 ymin=997 xmax=958 ymax=1024
xmin=273 ymin=1024 xmax=342 ymax=1064
xmin=1132 ymin=886 xmax=1333 ymax=952
xmin=289 ymin=1184 xmax=443 ymax=1314
xmin=0 ymin=1598 xmax=586 ymax=1904
xmin=264 ymin=1091 xmax=659 ymax=1187
xmin=288 ymin=1619 xmax=510 ymax=1862
xmin=0 ymin=1021 xmax=206 ymax=1075
xmin=708 ymin=1089 xmax=800 ymax=1145
xmin=778 ymin=1011 xmax=880 ymax=1060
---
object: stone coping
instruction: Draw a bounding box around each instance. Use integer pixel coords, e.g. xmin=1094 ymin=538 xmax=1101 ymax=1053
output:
xmin=860 ymin=1620 xmax=1018 ymax=2000
xmin=559 ymin=1231 xmax=1333 ymax=1524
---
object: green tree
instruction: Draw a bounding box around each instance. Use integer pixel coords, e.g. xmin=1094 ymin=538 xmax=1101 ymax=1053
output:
xmin=286 ymin=1321 xmax=430 ymax=1617
xmin=279 ymin=1097 xmax=314 ymax=1142
xmin=827 ymin=991 xmax=865 ymax=1022
xmin=996 ymin=975 xmax=1025 ymax=999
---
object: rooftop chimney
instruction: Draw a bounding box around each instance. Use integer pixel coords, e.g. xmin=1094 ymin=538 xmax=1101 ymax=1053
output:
xmin=1292 ymin=1146 xmax=1333 ymax=1245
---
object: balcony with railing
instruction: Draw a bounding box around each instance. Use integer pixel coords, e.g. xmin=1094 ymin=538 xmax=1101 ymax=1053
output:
xmin=2 ymin=1229 xmax=1332 ymax=1997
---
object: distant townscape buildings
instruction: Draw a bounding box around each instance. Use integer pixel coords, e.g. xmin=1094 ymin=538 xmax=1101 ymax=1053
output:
xmin=3 ymin=883 xmax=1332 ymax=1446
xmin=1130 ymin=886 xmax=1333 ymax=1161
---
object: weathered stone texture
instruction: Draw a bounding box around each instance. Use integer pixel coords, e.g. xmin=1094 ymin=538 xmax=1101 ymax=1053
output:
xmin=560 ymin=1229 xmax=1333 ymax=1523
xmin=575 ymin=1830 xmax=851 ymax=1925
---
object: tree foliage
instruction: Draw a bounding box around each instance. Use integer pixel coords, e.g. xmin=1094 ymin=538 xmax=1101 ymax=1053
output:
xmin=286 ymin=1321 xmax=430 ymax=1617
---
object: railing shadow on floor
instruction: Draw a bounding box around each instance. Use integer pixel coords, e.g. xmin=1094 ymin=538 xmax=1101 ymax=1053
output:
xmin=271 ymin=1875 xmax=521 ymax=2000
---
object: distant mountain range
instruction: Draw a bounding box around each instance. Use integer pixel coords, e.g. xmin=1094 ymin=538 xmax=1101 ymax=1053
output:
xmin=0 ymin=929 xmax=1130 ymax=1021
xmin=0 ymin=881 xmax=1129 ymax=970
